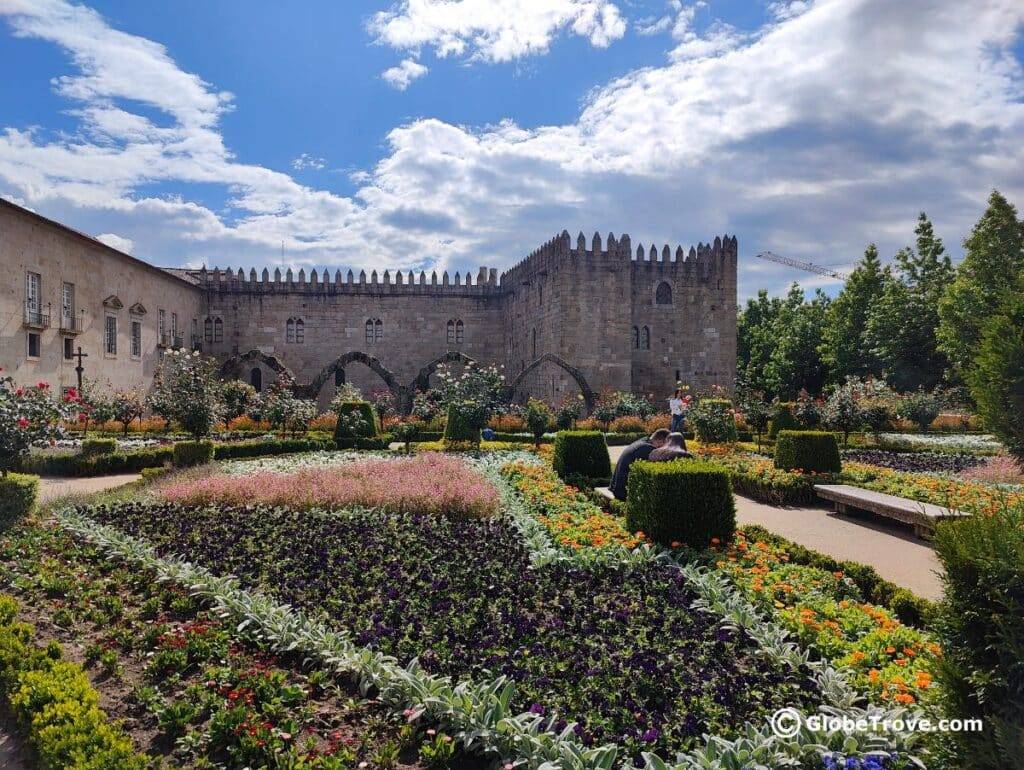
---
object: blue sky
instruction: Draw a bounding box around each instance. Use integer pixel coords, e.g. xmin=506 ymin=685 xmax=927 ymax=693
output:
xmin=1 ymin=0 xmax=1022 ymax=300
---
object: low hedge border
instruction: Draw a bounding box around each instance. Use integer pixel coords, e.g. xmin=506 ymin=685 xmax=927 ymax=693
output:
xmin=81 ymin=437 xmax=117 ymax=456
xmin=739 ymin=524 xmax=937 ymax=628
xmin=552 ymin=431 xmax=611 ymax=482
xmin=19 ymin=438 xmax=340 ymax=477
xmin=774 ymin=430 xmax=842 ymax=474
xmin=0 ymin=594 xmax=147 ymax=768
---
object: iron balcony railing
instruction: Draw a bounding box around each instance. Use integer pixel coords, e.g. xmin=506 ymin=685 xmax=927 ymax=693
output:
xmin=60 ymin=315 xmax=82 ymax=334
xmin=24 ymin=305 xmax=50 ymax=329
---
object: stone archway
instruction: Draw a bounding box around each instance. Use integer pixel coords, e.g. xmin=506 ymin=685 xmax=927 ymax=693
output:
xmin=508 ymin=353 xmax=596 ymax=415
xmin=409 ymin=350 xmax=479 ymax=394
xmin=219 ymin=350 xmax=294 ymax=390
xmin=305 ymin=351 xmax=407 ymax=406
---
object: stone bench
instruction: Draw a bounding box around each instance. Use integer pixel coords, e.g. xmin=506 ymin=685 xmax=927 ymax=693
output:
xmin=814 ymin=484 xmax=967 ymax=537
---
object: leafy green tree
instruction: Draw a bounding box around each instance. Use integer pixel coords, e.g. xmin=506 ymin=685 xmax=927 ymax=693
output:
xmin=109 ymin=388 xmax=145 ymax=436
xmin=897 ymin=390 xmax=941 ymax=432
xmin=524 ymin=398 xmax=553 ymax=448
xmin=968 ymin=291 xmax=1024 ymax=462
xmin=938 ymin=190 xmax=1024 ymax=376
xmin=763 ymin=285 xmax=830 ymax=399
xmin=737 ymin=388 xmax=771 ymax=451
xmin=866 ymin=213 xmax=953 ymax=391
xmin=221 ymin=380 xmax=258 ymax=426
xmin=820 ymin=244 xmax=888 ymax=384
xmin=737 ymin=290 xmax=784 ymax=396
xmin=821 ymin=381 xmax=862 ymax=445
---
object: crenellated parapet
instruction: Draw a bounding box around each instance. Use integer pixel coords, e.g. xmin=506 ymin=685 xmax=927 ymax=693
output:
xmin=500 ymin=230 xmax=738 ymax=287
xmin=188 ymin=264 xmax=502 ymax=296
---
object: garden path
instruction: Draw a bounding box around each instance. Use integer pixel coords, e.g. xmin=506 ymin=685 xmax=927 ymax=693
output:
xmin=38 ymin=473 xmax=141 ymax=504
xmin=606 ymin=445 xmax=944 ymax=600
xmin=0 ymin=718 xmax=28 ymax=770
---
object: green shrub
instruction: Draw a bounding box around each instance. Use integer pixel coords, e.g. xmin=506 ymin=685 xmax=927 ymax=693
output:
xmin=768 ymin=402 xmax=800 ymax=438
xmin=552 ymin=431 xmax=611 ymax=481
xmin=626 ymin=460 xmax=735 ymax=548
xmin=931 ymin=503 xmax=1024 ymax=768
xmin=81 ymin=438 xmax=117 ymax=456
xmin=0 ymin=473 xmax=38 ymax=527
xmin=689 ymin=398 xmax=738 ymax=443
xmin=0 ymin=594 xmax=147 ymax=769
xmin=334 ymin=436 xmax=392 ymax=450
xmin=333 ymin=401 xmax=380 ymax=444
xmin=443 ymin=404 xmax=482 ymax=446
xmin=213 ymin=438 xmax=334 ymax=459
xmin=774 ymin=430 xmax=842 ymax=474
xmin=172 ymin=440 xmax=215 ymax=468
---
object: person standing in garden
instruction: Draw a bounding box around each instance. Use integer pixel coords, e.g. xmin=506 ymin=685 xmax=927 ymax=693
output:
xmin=610 ymin=428 xmax=670 ymax=500
xmin=669 ymin=389 xmax=688 ymax=433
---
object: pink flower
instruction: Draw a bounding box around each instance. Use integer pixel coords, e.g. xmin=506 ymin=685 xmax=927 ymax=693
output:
xmin=17 ymin=418 xmax=29 ymax=428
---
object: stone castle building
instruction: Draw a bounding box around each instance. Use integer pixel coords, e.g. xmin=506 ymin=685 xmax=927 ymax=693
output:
xmin=1 ymin=197 xmax=737 ymax=412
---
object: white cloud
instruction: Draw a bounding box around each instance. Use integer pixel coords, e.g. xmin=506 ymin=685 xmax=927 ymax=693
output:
xmin=368 ymin=0 xmax=626 ymax=63
xmin=95 ymin=232 xmax=133 ymax=253
xmin=381 ymin=58 xmax=429 ymax=90
xmin=291 ymin=153 xmax=326 ymax=171
xmin=0 ymin=0 xmax=1022 ymax=303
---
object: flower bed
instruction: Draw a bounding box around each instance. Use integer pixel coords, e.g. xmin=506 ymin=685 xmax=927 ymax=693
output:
xmin=0 ymin=519 xmax=430 ymax=769
xmin=841 ymin=449 xmax=986 ymax=475
xmin=501 ymin=461 xmax=646 ymax=550
xmin=159 ymin=452 xmax=500 ymax=518
xmin=711 ymin=532 xmax=939 ymax=705
xmin=874 ymin=433 xmax=1003 ymax=454
xmin=841 ymin=461 xmax=1021 ymax=514
xmin=79 ymin=500 xmax=815 ymax=760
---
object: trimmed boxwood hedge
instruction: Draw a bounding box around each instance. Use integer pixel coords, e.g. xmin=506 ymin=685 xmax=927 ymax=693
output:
xmin=768 ymin=402 xmax=800 ymax=438
xmin=774 ymin=430 xmax=842 ymax=473
xmin=0 ymin=473 xmax=38 ymax=527
xmin=552 ymin=430 xmax=611 ymax=482
xmin=333 ymin=401 xmax=380 ymax=444
xmin=81 ymin=438 xmax=117 ymax=456
xmin=213 ymin=437 xmax=335 ymax=459
xmin=443 ymin=405 xmax=482 ymax=445
xmin=626 ymin=460 xmax=735 ymax=548
xmin=173 ymin=440 xmax=215 ymax=467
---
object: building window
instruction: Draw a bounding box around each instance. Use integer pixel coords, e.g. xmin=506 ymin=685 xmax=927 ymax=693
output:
xmin=27 ymin=332 xmax=41 ymax=359
xmin=286 ymin=317 xmax=304 ymax=344
xmin=365 ymin=318 xmax=382 ymax=345
xmin=655 ymin=281 xmax=673 ymax=305
xmin=158 ymin=309 xmax=166 ymax=344
xmin=25 ymin=272 xmax=40 ymax=312
xmin=632 ymin=326 xmax=639 ymax=349
xmin=446 ymin=319 xmax=465 ymax=345
xmin=641 ymin=325 xmax=651 ymax=350
xmin=61 ymin=282 xmax=75 ymax=325
xmin=105 ymin=314 xmax=117 ymax=355
xmin=214 ymin=317 xmax=223 ymax=343
xmin=171 ymin=312 xmax=178 ymax=342
xmin=131 ymin=320 xmax=142 ymax=358
xmin=250 ymin=368 xmax=262 ymax=392
xmin=204 ymin=317 xmax=213 ymax=343
xmin=64 ymin=337 xmax=74 ymax=360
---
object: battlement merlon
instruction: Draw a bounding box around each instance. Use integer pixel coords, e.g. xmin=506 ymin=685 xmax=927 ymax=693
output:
xmin=499 ymin=230 xmax=738 ymax=286
xmin=187 ymin=264 xmax=502 ymax=296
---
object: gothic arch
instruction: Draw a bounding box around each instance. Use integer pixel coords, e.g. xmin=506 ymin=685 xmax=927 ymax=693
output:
xmin=508 ymin=353 xmax=596 ymax=414
xmin=219 ymin=350 xmax=293 ymax=384
xmin=410 ymin=350 xmax=479 ymax=393
xmin=305 ymin=350 xmax=402 ymax=398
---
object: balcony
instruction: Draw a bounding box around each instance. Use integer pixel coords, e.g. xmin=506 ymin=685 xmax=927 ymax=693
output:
xmin=59 ymin=315 xmax=82 ymax=334
xmin=158 ymin=331 xmax=171 ymax=348
xmin=23 ymin=306 xmax=50 ymax=329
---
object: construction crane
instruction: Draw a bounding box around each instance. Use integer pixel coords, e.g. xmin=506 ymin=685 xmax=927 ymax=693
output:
xmin=755 ymin=251 xmax=847 ymax=280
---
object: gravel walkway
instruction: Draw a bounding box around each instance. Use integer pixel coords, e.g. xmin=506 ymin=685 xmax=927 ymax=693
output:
xmin=607 ymin=445 xmax=944 ymax=600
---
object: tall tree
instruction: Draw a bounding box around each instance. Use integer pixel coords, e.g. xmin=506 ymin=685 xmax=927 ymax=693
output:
xmin=765 ymin=285 xmax=830 ymax=399
xmin=938 ymin=190 xmax=1024 ymax=376
xmin=866 ymin=213 xmax=953 ymax=391
xmin=820 ymin=244 xmax=888 ymax=384
xmin=737 ymin=289 xmax=783 ymax=395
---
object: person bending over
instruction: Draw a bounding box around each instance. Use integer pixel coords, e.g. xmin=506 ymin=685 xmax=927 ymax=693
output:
xmin=648 ymin=432 xmax=692 ymax=462
xmin=610 ymin=428 xmax=670 ymax=500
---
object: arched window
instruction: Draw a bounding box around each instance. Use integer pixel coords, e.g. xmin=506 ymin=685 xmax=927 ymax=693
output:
xmin=365 ymin=318 xmax=383 ymax=345
xmin=446 ymin=320 xmax=455 ymax=344
xmin=641 ymin=325 xmax=651 ymax=350
xmin=655 ymin=281 xmax=673 ymax=305
xmin=456 ymin=319 xmax=464 ymax=343
xmin=204 ymin=317 xmax=213 ymax=343
xmin=335 ymin=368 xmax=345 ymax=386
xmin=632 ymin=326 xmax=639 ymax=349
xmin=286 ymin=317 xmax=304 ymax=344
xmin=213 ymin=317 xmax=223 ymax=343
xmin=250 ymin=368 xmax=262 ymax=392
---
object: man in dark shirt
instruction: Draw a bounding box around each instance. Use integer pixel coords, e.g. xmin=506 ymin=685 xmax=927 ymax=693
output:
xmin=610 ymin=428 xmax=670 ymax=500
xmin=648 ymin=432 xmax=693 ymax=462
